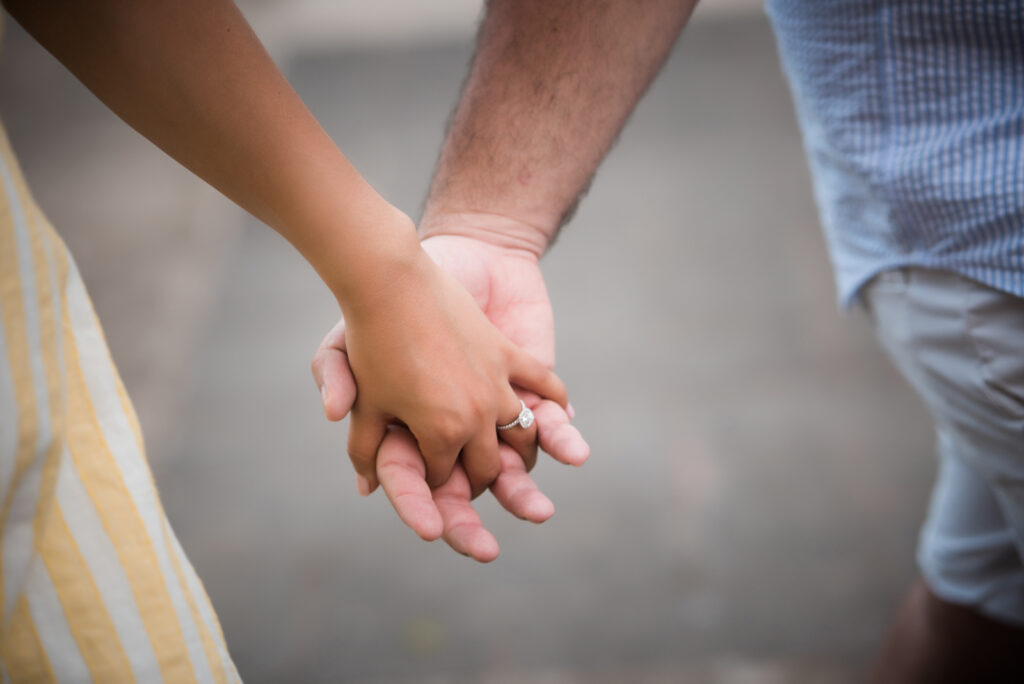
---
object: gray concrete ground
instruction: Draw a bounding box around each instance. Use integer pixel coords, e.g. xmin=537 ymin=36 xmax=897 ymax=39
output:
xmin=1 ymin=10 xmax=936 ymax=683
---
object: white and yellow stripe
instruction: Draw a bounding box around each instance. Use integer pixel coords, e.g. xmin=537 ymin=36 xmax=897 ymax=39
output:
xmin=0 ymin=120 xmax=239 ymax=682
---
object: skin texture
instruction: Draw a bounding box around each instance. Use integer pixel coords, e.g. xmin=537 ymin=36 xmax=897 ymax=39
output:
xmin=5 ymin=0 xmax=568 ymax=499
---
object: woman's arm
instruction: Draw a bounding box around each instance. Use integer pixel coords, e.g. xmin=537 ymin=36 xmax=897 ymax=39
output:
xmin=4 ymin=0 xmax=414 ymax=302
xmin=5 ymin=0 xmax=568 ymax=495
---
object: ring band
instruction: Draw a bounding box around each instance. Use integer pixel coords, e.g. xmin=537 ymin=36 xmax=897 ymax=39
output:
xmin=497 ymin=400 xmax=534 ymax=431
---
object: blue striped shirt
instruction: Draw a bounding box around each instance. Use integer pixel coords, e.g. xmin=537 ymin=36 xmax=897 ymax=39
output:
xmin=766 ymin=0 xmax=1024 ymax=306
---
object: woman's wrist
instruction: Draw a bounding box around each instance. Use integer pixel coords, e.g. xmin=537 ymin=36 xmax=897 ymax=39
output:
xmin=327 ymin=204 xmax=429 ymax=319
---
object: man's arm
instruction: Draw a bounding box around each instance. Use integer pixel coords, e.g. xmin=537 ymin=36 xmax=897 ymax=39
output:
xmin=421 ymin=0 xmax=698 ymax=255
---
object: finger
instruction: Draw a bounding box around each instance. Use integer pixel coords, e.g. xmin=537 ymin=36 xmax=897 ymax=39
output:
xmin=377 ymin=426 xmax=443 ymax=541
xmin=496 ymin=389 xmax=538 ymax=472
xmin=312 ymin=320 xmax=354 ymax=421
xmin=490 ymin=444 xmax=554 ymax=523
xmin=508 ymin=348 xmax=568 ymax=408
xmin=418 ymin=435 xmax=462 ymax=490
xmin=312 ymin=346 xmax=357 ymax=422
xmin=433 ymin=465 xmax=500 ymax=563
xmin=347 ymin=410 xmax=388 ymax=495
xmin=460 ymin=427 xmax=502 ymax=499
xmin=534 ymin=400 xmax=590 ymax=466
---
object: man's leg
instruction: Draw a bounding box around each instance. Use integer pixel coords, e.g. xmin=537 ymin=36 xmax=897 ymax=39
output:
xmin=870 ymin=432 xmax=1024 ymax=683
xmin=871 ymin=577 xmax=1024 ymax=683
xmin=863 ymin=268 xmax=1024 ymax=682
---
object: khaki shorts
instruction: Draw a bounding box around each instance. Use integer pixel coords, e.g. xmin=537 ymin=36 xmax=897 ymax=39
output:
xmin=863 ymin=267 xmax=1024 ymax=626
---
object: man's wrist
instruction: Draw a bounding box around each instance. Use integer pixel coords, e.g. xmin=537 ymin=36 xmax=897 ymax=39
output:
xmin=418 ymin=210 xmax=552 ymax=261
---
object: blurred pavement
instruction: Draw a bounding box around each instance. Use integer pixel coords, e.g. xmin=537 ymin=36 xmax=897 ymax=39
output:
xmin=0 ymin=5 xmax=935 ymax=683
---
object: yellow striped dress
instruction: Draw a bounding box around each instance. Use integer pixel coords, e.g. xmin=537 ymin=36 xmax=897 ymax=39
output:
xmin=0 ymin=115 xmax=239 ymax=680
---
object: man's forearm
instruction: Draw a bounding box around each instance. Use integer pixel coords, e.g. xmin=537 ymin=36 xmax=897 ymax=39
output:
xmin=422 ymin=0 xmax=697 ymax=256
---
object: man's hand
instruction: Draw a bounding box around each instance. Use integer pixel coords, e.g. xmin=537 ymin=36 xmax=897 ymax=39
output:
xmin=374 ymin=424 xmax=569 ymax=562
xmin=312 ymin=233 xmax=589 ymax=561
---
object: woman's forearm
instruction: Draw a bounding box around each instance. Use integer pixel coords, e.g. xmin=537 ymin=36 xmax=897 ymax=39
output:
xmin=3 ymin=0 xmax=417 ymax=309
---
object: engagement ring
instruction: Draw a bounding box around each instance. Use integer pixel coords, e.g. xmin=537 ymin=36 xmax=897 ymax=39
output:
xmin=497 ymin=400 xmax=534 ymax=431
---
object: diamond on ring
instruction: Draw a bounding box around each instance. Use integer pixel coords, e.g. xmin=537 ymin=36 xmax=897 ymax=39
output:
xmin=497 ymin=400 xmax=534 ymax=431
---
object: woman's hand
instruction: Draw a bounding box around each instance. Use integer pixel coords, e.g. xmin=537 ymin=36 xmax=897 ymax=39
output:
xmin=313 ymin=232 xmax=588 ymax=558
xmin=339 ymin=241 xmax=568 ymax=497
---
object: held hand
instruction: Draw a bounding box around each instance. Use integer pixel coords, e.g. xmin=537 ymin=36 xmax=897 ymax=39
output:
xmin=313 ymin=326 xmax=585 ymax=561
xmin=314 ymin=233 xmax=589 ymax=470
xmin=312 ymin=233 xmax=589 ymax=559
xmin=339 ymin=245 xmax=568 ymax=497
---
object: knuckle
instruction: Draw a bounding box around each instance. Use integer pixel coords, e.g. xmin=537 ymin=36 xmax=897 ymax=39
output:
xmin=480 ymin=459 xmax=501 ymax=484
xmin=466 ymin=397 xmax=490 ymax=424
xmin=347 ymin=447 xmax=373 ymax=466
xmin=500 ymin=342 xmax=519 ymax=367
xmin=430 ymin=415 xmax=468 ymax=450
xmin=346 ymin=435 xmax=375 ymax=465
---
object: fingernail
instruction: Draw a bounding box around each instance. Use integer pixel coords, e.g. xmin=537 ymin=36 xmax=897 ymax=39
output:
xmin=567 ymin=402 xmax=576 ymax=420
xmin=320 ymin=384 xmax=328 ymax=403
xmin=356 ymin=474 xmax=370 ymax=497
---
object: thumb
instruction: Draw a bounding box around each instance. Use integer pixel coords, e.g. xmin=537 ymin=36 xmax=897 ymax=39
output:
xmin=508 ymin=346 xmax=568 ymax=409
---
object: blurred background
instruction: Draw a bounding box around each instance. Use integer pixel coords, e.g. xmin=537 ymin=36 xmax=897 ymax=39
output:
xmin=0 ymin=1 xmax=938 ymax=682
